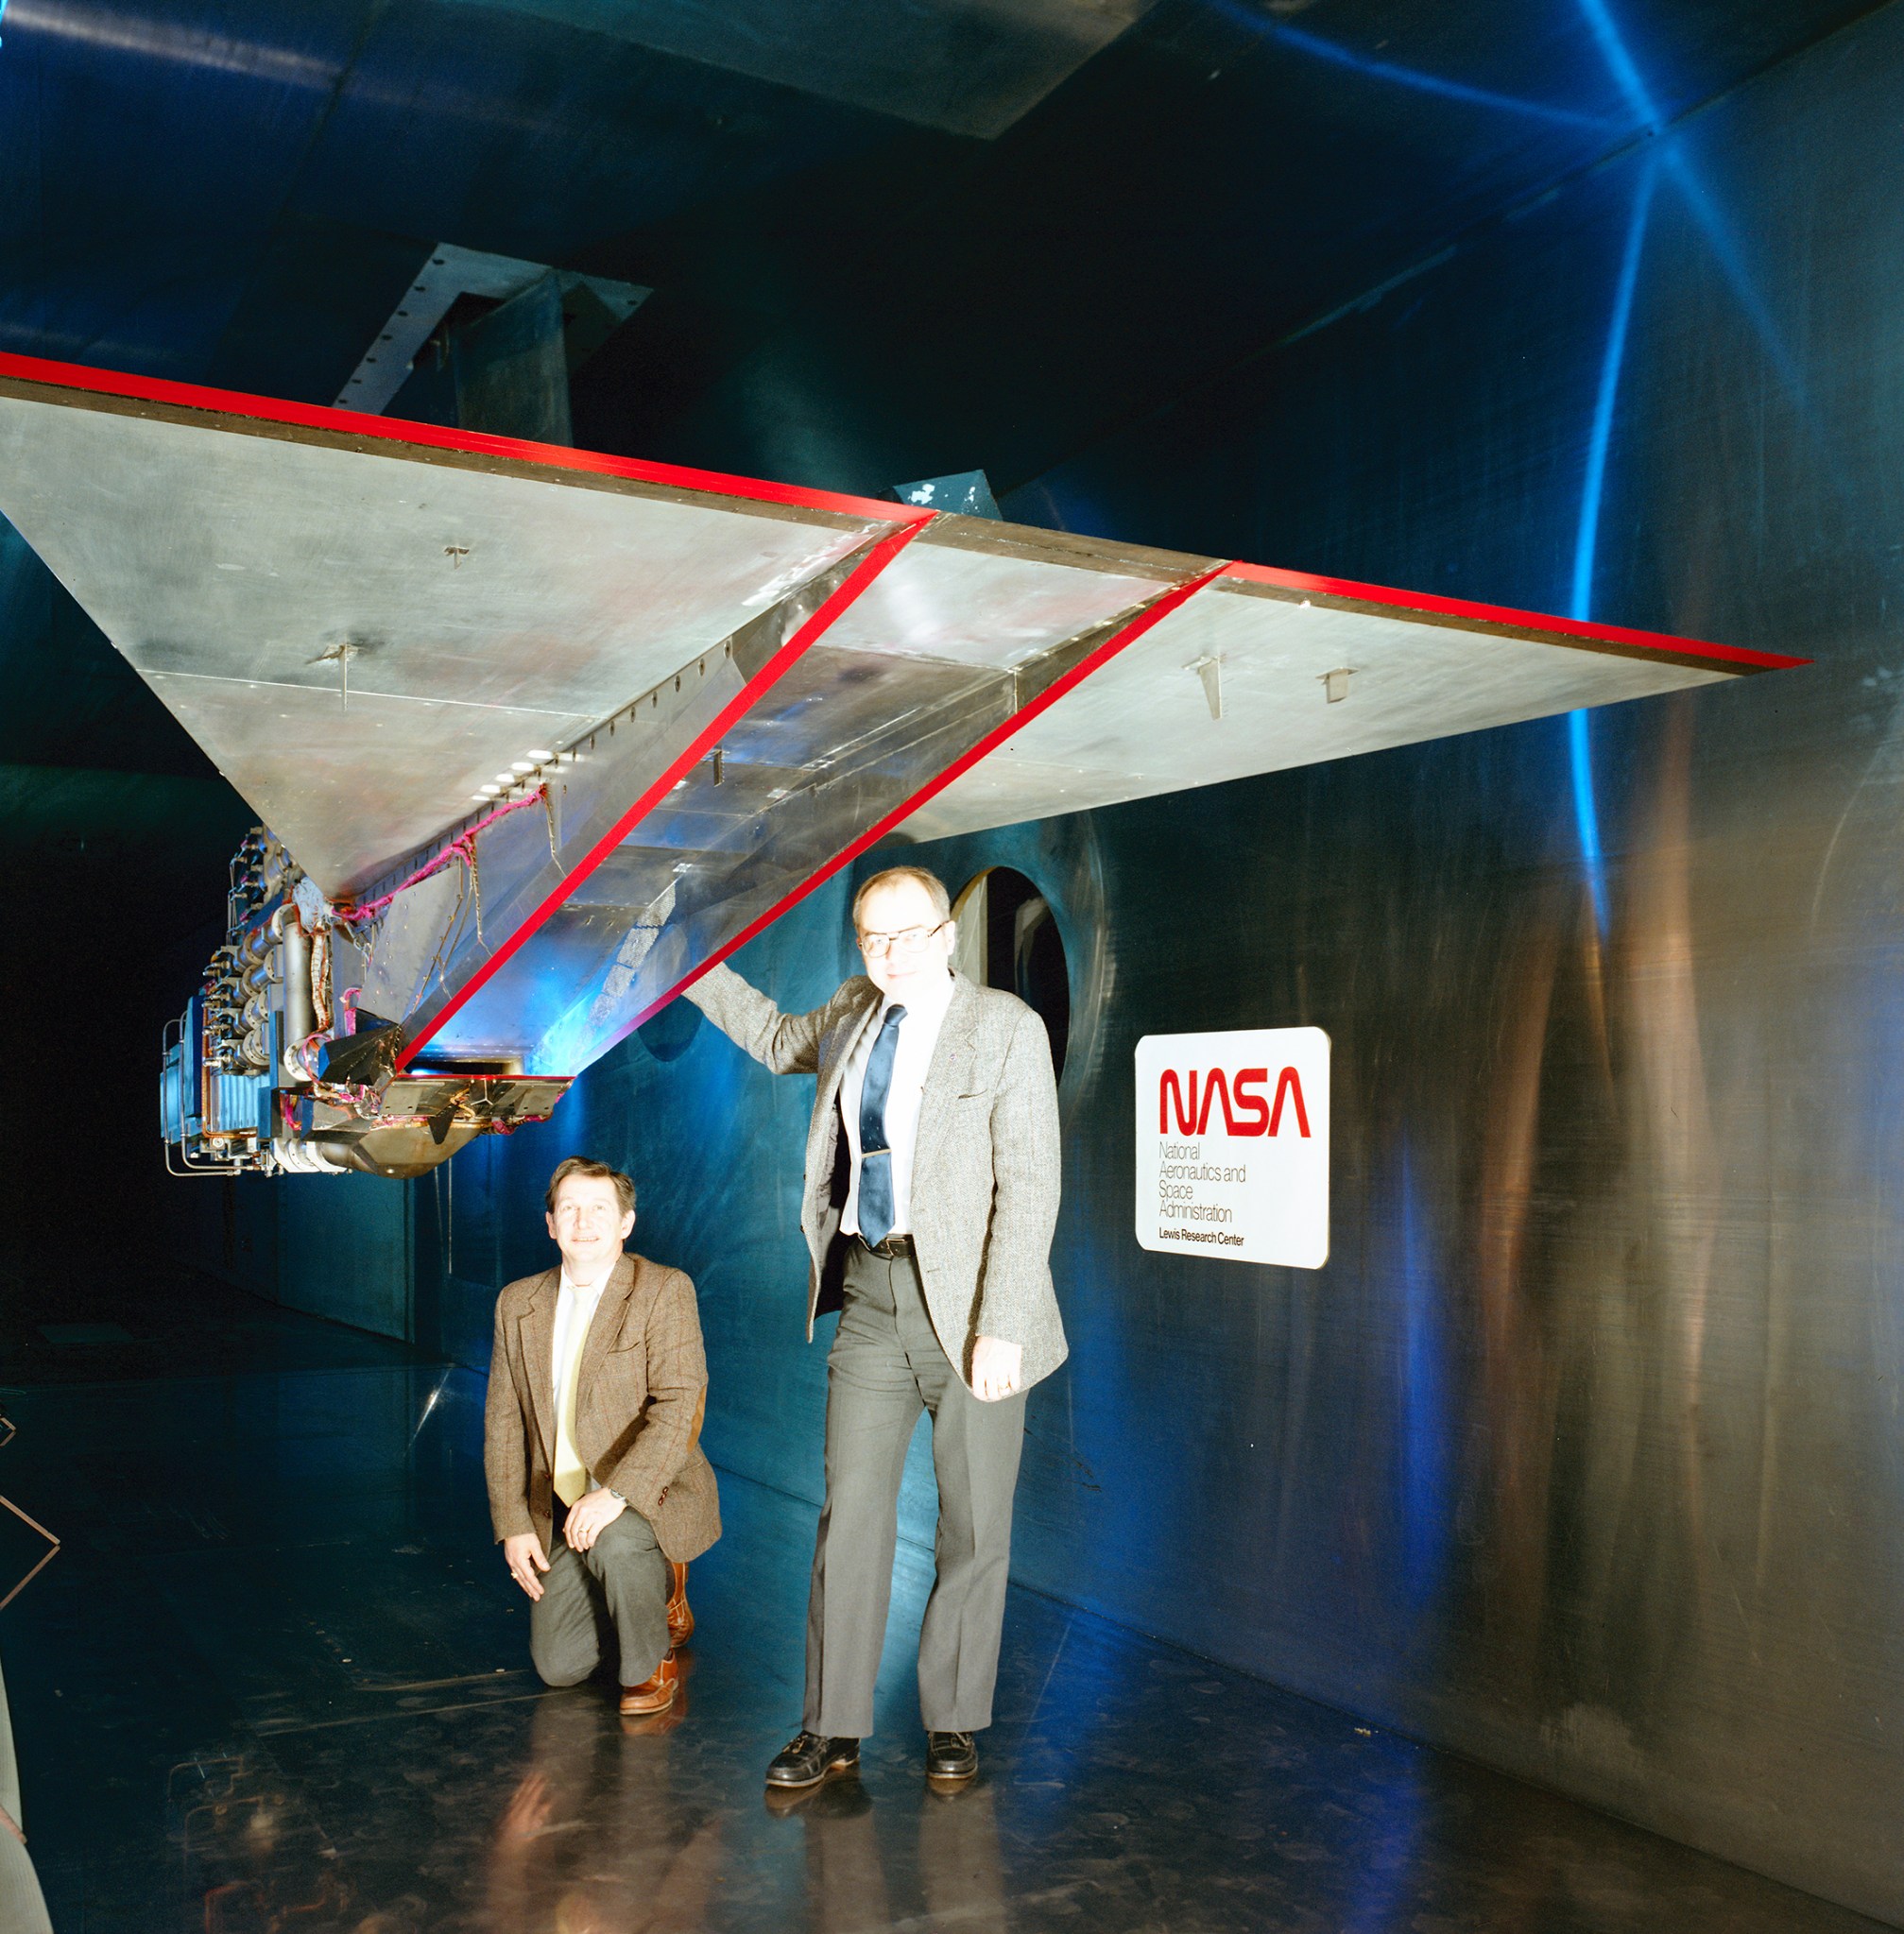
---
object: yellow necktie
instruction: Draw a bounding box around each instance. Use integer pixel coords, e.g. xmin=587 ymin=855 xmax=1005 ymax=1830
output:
xmin=553 ymin=1292 xmax=596 ymax=1506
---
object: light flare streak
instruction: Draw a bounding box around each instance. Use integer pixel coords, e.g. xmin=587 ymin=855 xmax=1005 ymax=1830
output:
xmin=1257 ymin=16 xmax=1618 ymax=130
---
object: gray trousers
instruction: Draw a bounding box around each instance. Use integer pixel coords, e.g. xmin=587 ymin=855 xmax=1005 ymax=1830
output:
xmin=805 ymin=1241 xmax=1027 ymax=1738
xmin=528 ymin=1504 xmax=671 ymax=1689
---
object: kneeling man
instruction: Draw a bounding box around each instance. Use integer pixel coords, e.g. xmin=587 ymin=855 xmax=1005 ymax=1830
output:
xmin=484 ymin=1155 xmax=721 ymax=1714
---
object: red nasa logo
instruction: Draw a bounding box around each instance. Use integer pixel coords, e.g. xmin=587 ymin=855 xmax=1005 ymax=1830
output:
xmin=1138 ymin=1027 xmax=1329 ymax=1267
xmin=1158 ymin=1067 xmax=1312 ymax=1138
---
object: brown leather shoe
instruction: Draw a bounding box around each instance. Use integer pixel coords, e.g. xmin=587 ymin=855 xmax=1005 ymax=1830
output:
xmin=666 ymin=1559 xmax=694 ymax=1647
xmin=619 ymin=1652 xmax=679 ymax=1716
xmin=620 ymin=1682 xmax=688 ymax=1737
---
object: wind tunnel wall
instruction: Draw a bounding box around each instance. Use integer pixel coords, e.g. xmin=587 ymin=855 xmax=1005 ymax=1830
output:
xmin=391 ymin=9 xmax=1904 ymax=1925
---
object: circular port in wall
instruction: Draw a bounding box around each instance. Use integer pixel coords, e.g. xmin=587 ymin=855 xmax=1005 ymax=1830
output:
xmin=637 ymin=997 xmax=702 ymax=1063
xmin=951 ymin=866 xmax=1070 ymax=1077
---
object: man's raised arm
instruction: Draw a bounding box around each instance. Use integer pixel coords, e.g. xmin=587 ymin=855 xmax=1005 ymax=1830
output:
xmin=681 ymin=961 xmax=840 ymax=1075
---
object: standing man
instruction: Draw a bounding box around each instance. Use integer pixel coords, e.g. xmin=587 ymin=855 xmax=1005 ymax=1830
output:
xmin=684 ymin=864 xmax=1065 ymax=1788
xmin=485 ymin=1155 xmax=721 ymax=1715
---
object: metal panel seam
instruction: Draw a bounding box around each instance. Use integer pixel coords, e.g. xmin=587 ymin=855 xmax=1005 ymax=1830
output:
xmin=1221 ymin=562 xmax=1809 ymax=669
xmin=0 ymin=351 xmax=920 ymax=526
xmin=394 ymin=514 xmax=935 ymax=1068
xmin=638 ymin=562 xmax=1232 ymax=1034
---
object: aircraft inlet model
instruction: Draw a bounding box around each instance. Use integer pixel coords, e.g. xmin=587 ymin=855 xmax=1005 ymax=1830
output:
xmin=0 ymin=351 xmax=1801 ymax=1177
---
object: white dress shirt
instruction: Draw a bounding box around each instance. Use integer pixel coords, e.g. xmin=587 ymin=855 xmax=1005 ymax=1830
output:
xmin=551 ymin=1266 xmax=609 ymax=1499
xmin=839 ymin=968 xmax=954 ymax=1238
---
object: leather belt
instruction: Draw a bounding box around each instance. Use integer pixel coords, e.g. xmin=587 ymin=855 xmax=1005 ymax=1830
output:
xmin=858 ymin=1232 xmax=915 ymax=1260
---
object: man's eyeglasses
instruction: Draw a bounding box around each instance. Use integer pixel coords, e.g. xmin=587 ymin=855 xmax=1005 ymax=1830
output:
xmin=857 ymin=919 xmax=950 ymax=959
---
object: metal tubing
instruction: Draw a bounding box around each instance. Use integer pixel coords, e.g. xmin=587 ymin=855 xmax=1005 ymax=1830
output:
xmin=272 ymin=902 xmax=315 ymax=1083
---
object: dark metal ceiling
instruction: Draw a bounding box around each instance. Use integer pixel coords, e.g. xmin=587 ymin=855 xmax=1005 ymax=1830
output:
xmin=0 ymin=0 xmax=1880 ymax=790
xmin=0 ymin=0 xmax=1877 ymax=483
xmin=446 ymin=0 xmax=1158 ymax=136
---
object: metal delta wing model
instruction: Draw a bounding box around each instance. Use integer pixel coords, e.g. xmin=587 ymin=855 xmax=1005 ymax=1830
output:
xmin=0 ymin=353 xmax=1802 ymax=1178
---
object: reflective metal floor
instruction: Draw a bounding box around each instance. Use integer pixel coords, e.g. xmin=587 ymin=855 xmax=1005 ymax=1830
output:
xmin=0 ymin=1271 xmax=1885 ymax=1934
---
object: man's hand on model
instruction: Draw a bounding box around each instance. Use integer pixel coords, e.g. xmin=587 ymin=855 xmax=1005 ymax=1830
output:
xmin=564 ymin=1486 xmax=627 ymax=1551
xmin=504 ymin=1531 xmax=551 ymax=1600
xmin=970 ymin=1335 xmax=1022 ymax=1403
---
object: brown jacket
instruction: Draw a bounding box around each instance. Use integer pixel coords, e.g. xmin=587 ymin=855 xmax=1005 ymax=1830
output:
xmin=483 ymin=1250 xmax=721 ymax=1565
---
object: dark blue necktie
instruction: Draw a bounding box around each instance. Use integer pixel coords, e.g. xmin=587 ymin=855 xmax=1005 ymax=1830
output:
xmin=857 ymin=1003 xmax=907 ymax=1245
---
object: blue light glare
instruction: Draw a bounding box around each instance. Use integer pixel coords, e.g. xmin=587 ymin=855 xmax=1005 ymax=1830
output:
xmin=1655 ymin=146 xmax=1793 ymax=384
xmin=1572 ymin=0 xmax=1663 ymax=128
xmin=1258 ymin=18 xmax=1618 ymax=131
xmin=1566 ymin=156 xmax=1656 ymax=940
xmin=1341 ymin=1749 xmax=1428 ymax=1934
xmin=1575 ymin=0 xmax=1798 ymax=385
xmin=1568 ymin=710 xmax=1607 ymax=935
xmin=1570 ymin=157 xmax=1658 ymax=625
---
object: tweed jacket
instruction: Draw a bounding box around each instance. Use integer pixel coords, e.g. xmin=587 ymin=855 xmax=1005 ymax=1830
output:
xmin=483 ymin=1249 xmax=720 ymax=1565
xmin=685 ymin=963 xmax=1068 ymax=1392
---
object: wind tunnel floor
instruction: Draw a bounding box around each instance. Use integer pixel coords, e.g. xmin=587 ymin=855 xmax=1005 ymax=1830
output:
xmin=0 ymin=1272 xmax=1885 ymax=1934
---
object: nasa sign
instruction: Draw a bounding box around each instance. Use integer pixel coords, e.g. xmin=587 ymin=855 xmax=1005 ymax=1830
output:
xmin=1134 ymin=1027 xmax=1330 ymax=1268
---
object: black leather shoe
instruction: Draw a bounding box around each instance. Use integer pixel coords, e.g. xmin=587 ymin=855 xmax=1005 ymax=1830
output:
xmin=765 ymin=1731 xmax=861 ymax=1789
xmin=925 ymin=1731 xmax=978 ymax=1782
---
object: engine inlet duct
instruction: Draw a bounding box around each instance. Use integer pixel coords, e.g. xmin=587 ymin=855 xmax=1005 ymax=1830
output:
xmin=160 ymin=829 xmax=571 ymax=1177
xmin=0 ymin=353 xmax=1803 ymax=1179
